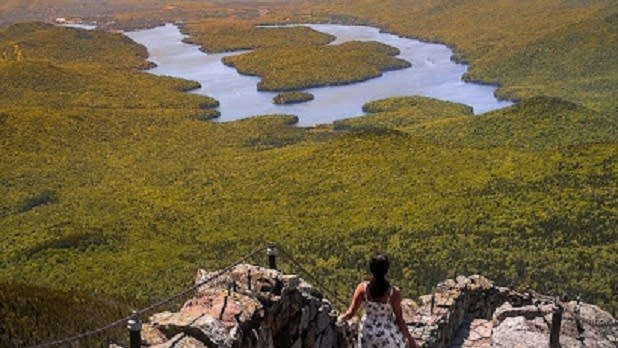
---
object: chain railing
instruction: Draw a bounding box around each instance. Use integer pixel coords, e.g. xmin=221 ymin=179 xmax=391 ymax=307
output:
xmin=24 ymin=244 xmax=269 ymax=348
xmin=19 ymin=246 xmax=616 ymax=348
xmin=21 ymin=242 xmax=349 ymax=348
xmin=526 ymin=289 xmax=617 ymax=328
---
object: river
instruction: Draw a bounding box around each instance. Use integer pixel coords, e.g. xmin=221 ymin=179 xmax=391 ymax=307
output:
xmin=125 ymin=24 xmax=513 ymax=126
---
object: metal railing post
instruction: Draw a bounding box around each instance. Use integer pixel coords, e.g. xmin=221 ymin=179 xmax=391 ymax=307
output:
xmin=549 ymin=302 xmax=563 ymax=348
xmin=127 ymin=311 xmax=142 ymax=348
xmin=267 ymin=245 xmax=277 ymax=270
xmin=430 ymin=288 xmax=435 ymax=315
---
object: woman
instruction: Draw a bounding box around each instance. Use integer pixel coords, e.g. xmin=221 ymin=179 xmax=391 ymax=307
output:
xmin=339 ymin=254 xmax=417 ymax=348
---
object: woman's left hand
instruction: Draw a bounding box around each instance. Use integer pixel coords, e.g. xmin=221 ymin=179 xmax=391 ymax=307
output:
xmin=338 ymin=312 xmax=351 ymax=322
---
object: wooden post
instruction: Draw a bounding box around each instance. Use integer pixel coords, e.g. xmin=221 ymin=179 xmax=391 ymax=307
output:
xmin=127 ymin=311 xmax=142 ymax=348
xmin=550 ymin=303 xmax=563 ymax=348
xmin=267 ymin=245 xmax=277 ymax=270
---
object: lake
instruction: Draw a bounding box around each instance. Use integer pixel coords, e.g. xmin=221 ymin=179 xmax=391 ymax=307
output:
xmin=125 ymin=24 xmax=513 ymax=126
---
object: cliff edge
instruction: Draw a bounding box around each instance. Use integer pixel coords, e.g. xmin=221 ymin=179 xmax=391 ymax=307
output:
xmin=119 ymin=264 xmax=616 ymax=348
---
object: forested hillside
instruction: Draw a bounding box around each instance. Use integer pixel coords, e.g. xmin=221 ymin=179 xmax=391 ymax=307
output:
xmin=0 ymin=1 xmax=616 ymax=346
xmin=1 ymin=23 xmax=615 ymax=309
xmin=1 ymin=0 xmax=615 ymax=111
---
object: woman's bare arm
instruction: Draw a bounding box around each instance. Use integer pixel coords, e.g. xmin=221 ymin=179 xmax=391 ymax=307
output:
xmin=391 ymin=287 xmax=418 ymax=348
xmin=339 ymin=282 xmax=365 ymax=321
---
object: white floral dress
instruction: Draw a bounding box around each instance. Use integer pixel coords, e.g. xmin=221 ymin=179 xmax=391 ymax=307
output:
xmin=358 ymin=283 xmax=406 ymax=347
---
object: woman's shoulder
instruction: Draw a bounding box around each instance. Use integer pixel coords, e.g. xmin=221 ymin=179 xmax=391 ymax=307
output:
xmin=355 ymin=281 xmax=368 ymax=292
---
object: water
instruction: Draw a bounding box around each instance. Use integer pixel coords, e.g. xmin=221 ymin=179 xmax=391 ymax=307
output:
xmin=61 ymin=23 xmax=97 ymax=30
xmin=125 ymin=24 xmax=513 ymax=126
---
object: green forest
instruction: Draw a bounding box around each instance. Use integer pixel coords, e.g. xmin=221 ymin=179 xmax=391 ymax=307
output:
xmin=223 ymin=40 xmax=411 ymax=91
xmin=182 ymin=20 xmax=335 ymax=53
xmin=0 ymin=0 xmax=616 ymax=346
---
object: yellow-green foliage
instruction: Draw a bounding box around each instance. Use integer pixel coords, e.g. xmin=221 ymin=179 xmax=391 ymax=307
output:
xmin=182 ymin=19 xmax=334 ymax=52
xmin=412 ymin=97 xmax=617 ymax=150
xmin=0 ymin=3 xmax=616 ymax=343
xmin=0 ymin=283 xmax=129 ymax=347
xmin=1 ymin=30 xmax=615 ymax=318
xmin=223 ymin=40 xmax=411 ymax=91
xmin=482 ymin=12 xmax=618 ymax=112
xmin=1 ymin=1 xmax=614 ymax=111
xmin=0 ymin=22 xmax=151 ymax=69
xmin=0 ymin=23 xmax=219 ymax=113
xmin=273 ymin=91 xmax=314 ymax=104
xmin=334 ymin=96 xmax=473 ymax=130
xmin=298 ymin=0 xmax=618 ymax=114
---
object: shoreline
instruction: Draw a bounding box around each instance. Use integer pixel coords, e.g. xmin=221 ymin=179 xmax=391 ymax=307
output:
xmin=60 ymin=18 xmax=521 ymax=104
xmin=124 ymin=23 xmax=513 ymax=124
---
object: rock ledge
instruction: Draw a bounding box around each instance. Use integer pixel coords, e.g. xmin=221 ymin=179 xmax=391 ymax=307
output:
xmin=119 ymin=264 xmax=616 ymax=348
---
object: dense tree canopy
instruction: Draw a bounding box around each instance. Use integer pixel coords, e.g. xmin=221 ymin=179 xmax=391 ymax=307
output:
xmin=0 ymin=1 xmax=616 ymax=345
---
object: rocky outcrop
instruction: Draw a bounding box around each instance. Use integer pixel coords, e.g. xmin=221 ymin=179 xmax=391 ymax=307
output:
xmin=125 ymin=265 xmax=616 ymax=348
xmin=139 ymin=264 xmax=344 ymax=348
xmin=401 ymin=275 xmax=617 ymax=348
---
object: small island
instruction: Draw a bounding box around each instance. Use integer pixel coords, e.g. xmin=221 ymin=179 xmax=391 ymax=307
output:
xmin=273 ymin=91 xmax=315 ymax=105
xmin=222 ymin=40 xmax=411 ymax=91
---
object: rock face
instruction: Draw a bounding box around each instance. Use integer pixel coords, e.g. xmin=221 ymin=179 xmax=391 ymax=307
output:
xmin=401 ymin=275 xmax=617 ymax=348
xmin=140 ymin=264 xmax=344 ymax=348
xmin=127 ymin=265 xmax=616 ymax=348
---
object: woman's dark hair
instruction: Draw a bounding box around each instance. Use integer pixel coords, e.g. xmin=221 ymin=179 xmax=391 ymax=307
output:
xmin=367 ymin=254 xmax=390 ymax=299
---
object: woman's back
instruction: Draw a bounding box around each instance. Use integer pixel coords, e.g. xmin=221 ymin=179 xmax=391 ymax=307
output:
xmin=339 ymin=254 xmax=416 ymax=347
xmin=359 ymin=283 xmax=406 ymax=347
